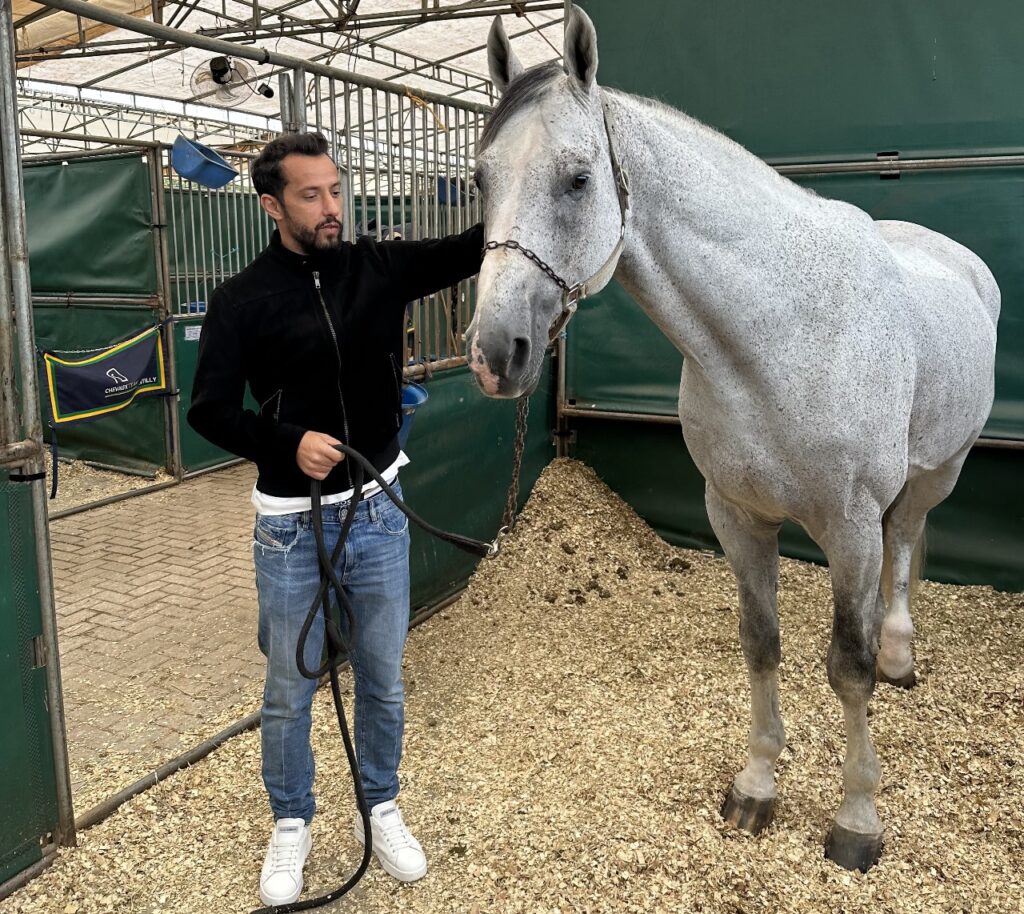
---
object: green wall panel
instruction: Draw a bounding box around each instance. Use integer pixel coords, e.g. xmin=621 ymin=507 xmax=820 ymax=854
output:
xmin=587 ymin=0 xmax=1024 ymax=162
xmin=24 ymin=155 xmax=157 ymax=296
xmin=572 ymin=420 xmax=1024 ymax=591
xmin=564 ymin=1 xmax=1024 ymax=593
xmin=403 ymin=360 xmax=556 ymax=612
xmin=33 ymin=306 xmax=168 ymax=473
xmin=0 ymin=472 xmax=59 ymax=885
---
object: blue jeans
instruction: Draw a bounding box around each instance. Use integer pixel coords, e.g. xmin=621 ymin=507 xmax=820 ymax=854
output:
xmin=253 ymin=482 xmax=411 ymax=823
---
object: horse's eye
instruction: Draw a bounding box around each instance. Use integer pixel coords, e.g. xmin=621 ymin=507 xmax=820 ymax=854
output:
xmin=571 ymin=173 xmax=590 ymax=192
xmin=472 ymin=171 xmax=483 ymax=192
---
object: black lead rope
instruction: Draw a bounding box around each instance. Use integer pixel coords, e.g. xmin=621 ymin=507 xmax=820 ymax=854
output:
xmin=252 ymin=443 xmax=496 ymax=914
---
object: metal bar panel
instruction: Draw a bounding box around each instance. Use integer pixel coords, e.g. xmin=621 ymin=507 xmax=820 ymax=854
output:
xmin=357 ymin=87 xmax=367 ymax=237
xmin=328 ymin=76 xmax=338 ymax=165
xmin=313 ymin=73 xmax=323 ymax=135
xmin=343 ymin=83 xmax=355 ymax=242
xmin=371 ymin=88 xmax=382 ymax=240
xmin=185 ymin=180 xmax=201 ymax=305
xmin=385 ymin=89 xmax=394 ymax=236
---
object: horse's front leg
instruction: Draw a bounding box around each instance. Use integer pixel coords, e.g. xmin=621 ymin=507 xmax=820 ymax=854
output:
xmin=706 ymin=485 xmax=785 ymax=835
xmin=819 ymin=514 xmax=887 ymax=871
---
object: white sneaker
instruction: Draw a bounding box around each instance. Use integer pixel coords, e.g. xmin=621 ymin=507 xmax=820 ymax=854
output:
xmin=354 ymin=800 xmax=427 ymax=882
xmin=259 ymin=817 xmax=312 ymax=906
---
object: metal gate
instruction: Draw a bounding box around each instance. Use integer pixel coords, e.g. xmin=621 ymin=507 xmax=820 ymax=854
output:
xmin=0 ymin=1 xmax=74 ymax=894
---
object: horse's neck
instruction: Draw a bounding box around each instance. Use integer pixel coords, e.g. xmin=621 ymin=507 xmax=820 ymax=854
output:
xmin=608 ymin=92 xmax=826 ymax=368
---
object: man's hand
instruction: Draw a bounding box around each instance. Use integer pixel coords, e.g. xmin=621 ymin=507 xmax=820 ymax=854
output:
xmin=296 ymin=431 xmax=345 ymax=480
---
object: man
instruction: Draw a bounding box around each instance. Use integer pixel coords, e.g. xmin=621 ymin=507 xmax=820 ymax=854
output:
xmin=188 ymin=131 xmax=482 ymax=906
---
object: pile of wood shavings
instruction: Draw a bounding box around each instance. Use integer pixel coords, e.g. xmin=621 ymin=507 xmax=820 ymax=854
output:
xmin=3 ymin=458 xmax=1022 ymax=914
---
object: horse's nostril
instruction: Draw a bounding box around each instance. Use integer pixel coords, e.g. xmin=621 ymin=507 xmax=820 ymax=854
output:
xmin=510 ymin=337 xmax=530 ymax=375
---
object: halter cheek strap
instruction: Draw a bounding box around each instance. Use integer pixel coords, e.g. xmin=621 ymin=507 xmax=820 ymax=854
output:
xmin=480 ymin=100 xmax=631 ymax=343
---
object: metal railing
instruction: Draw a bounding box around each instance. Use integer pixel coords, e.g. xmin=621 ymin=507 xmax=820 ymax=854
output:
xmin=305 ymin=74 xmax=485 ymax=367
xmin=162 ymin=149 xmax=273 ymax=316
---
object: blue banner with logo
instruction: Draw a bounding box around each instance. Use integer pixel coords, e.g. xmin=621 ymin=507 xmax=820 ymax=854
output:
xmin=42 ymin=324 xmax=168 ymax=426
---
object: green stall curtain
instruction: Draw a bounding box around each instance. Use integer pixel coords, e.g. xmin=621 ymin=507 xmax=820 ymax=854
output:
xmin=0 ymin=473 xmax=59 ymax=885
xmin=24 ymin=154 xmax=157 ymax=296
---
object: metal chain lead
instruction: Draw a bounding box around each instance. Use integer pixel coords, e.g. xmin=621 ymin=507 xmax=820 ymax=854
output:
xmin=501 ymin=396 xmax=530 ymax=532
xmin=482 ymin=240 xmax=571 ymax=293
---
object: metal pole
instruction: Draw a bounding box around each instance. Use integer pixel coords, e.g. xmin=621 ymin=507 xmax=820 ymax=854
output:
xmin=147 ymin=149 xmax=183 ymax=480
xmin=292 ymin=67 xmax=307 ymax=132
xmin=278 ymin=71 xmax=294 ymax=132
xmin=0 ymin=0 xmax=76 ymax=847
xmin=0 ymin=108 xmax=16 ymax=449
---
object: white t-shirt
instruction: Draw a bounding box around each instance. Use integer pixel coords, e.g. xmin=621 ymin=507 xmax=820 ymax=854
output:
xmin=251 ymin=451 xmax=410 ymax=515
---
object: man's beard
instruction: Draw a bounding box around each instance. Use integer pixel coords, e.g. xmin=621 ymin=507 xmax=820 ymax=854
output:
xmin=284 ymin=213 xmax=343 ymax=253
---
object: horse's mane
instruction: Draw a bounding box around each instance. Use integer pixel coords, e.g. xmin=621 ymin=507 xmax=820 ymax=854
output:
xmin=479 ymin=61 xmax=588 ymax=153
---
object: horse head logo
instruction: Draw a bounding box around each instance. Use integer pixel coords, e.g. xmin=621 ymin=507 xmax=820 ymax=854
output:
xmin=106 ymin=367 xmax=129 ymax=384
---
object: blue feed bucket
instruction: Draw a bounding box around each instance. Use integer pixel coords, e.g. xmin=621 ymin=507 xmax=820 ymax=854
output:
xmin=171 ymin=136 xmax=238 ymax=189
xmin=398 ymin=383 xmax=428 ymax=449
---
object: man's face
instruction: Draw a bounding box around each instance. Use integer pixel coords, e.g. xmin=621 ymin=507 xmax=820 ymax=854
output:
xmin=262 ymin=153 xmax=343 ymax=254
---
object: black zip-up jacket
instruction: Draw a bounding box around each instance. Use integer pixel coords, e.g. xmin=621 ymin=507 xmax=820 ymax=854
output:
xmin=188 ymin=223 xmax=484 ymax=498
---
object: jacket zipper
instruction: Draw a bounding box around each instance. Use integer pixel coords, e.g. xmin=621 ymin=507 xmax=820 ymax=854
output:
xmin=388 ymin=353 xmax=403 ymax=432
xmin=313 ymin=270 xmax=352 ymax=486
xmin=259 ymin=389 xmax=283 ymax=421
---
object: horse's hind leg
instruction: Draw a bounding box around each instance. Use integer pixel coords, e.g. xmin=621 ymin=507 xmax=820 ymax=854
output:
xmin=878 ymin=449 xmax=970 ymax=687
xmin=818 ymin=513 xmax=886 ymax=871
xmin=706 ymin=485 xmax=785 ymax=835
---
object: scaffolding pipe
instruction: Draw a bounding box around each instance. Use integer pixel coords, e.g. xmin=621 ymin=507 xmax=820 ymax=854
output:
xmin=36 ymin=0 xmax=490 ymax=114
xmin=0 ymin=0 xmax=76 ymax=848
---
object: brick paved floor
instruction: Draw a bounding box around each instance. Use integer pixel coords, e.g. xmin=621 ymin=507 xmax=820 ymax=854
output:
xmin=49 ymin=463 xmax=268 ymax=812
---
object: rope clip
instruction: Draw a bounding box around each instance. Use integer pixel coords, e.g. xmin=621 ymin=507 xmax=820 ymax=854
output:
xmin=486 ymin=526 xmax=509 ymax=559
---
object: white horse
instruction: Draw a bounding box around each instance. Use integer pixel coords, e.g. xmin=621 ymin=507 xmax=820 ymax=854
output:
xmin=466 ymin=8 xmax=1000 ymax=870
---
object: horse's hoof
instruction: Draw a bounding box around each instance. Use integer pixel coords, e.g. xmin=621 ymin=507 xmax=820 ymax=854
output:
xmin=876 ymin=666 xmax=917 ymax=689
xmin=825 ymin=823 xmax=883 ymax=872
xmin=721 ymin=785 xmax=775 ymax=834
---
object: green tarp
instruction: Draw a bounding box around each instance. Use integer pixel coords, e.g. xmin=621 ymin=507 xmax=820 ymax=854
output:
xmin=591 ymin=0 xmax=1024 ymax=162
xmin=566 ymin=0 xmax=1024 ymax=589
xmin=0 ymin=472 xmax=58 ymax=885
xmin=23 ymin=155 xmax=157 ymax=296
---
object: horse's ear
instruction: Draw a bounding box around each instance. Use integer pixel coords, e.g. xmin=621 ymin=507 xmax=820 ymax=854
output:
xmin=563 ymin=5 xmax=599 ymax=92
xmin=488 ymin=16 xmax=524 ymax=96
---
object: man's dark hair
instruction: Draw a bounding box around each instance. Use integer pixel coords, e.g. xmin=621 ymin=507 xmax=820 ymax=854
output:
xmin=252 ymin=131 xmax=333 ymax=198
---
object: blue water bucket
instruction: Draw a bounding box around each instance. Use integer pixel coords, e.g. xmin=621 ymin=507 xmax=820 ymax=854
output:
xmin=398 ymin=383 xmax=428 ymax=449
xmin=171 ymin=135 xmax=238 ymax=189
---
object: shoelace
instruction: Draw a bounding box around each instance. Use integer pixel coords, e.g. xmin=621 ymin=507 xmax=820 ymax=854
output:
xmin=377 ymin=812 xmax=415 ymax=852
xmin=267 ymin=836 xmax=303 ymax=876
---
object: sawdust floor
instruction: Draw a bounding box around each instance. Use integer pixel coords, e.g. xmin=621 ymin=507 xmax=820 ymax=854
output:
xmin=3 ymin=459 xmax=1023 ymax=914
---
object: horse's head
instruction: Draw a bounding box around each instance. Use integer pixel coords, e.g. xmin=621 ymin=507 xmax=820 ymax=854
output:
xmin=466 ymin=7 xmax=627 ymax=398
